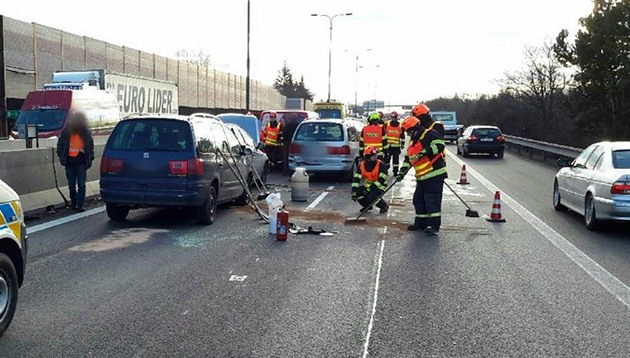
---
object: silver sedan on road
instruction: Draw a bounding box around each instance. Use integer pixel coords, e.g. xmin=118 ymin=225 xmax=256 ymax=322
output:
xmin=554 ymin=141 xmax=630 ymax=230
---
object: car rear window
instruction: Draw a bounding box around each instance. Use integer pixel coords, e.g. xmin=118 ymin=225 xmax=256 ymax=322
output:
xmin=612 ymin=150 xmax=630 ymax=169
xmin=472 ymin=128 xmax=501 ymax=136
xmin=294 ymin=122 xmax=344 ymax=142
xmin=109 ymin=119 xmax=192 ymax=151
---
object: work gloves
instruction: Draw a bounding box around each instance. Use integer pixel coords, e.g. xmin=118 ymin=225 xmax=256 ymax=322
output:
xmin=351 ymin=190 xmax=358 ymax=202
xmin=395 ymin=169 xmax=408 ymax=182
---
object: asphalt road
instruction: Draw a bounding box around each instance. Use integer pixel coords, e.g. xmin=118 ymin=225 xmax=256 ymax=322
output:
xmin=2 ymin=150 xmax=630 ymax=357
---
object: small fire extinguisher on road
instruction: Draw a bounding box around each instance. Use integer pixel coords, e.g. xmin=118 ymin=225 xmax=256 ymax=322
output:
xmin=276 ymin=206 xmax=289 ymax=241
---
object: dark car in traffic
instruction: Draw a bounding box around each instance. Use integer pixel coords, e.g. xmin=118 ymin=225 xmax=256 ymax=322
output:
xmin=456 ymin=125 xmax=505 ymax=158
xmin=100 ymin=114 xmax=252 ymax=225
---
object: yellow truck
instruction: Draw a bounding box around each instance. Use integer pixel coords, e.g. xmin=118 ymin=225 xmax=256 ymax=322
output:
xmin=313 ymin=101 xmax=346 ymax=119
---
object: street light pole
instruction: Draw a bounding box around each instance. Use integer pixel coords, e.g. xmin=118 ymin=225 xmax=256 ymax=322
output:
xmin=312 ymin=13 xmax=352 ymax=102
xmin=245 ymin=0 xmax=251 ymax=112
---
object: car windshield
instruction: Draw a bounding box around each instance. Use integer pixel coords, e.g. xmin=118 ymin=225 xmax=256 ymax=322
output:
xmin=472 ymin=128 xmax=501 ymax=136
xmin=109 ymin=120 xmax=192 ymax=151
xmin=612 ymin=150 xmax=630 ymax=169
xmin=13 ymin=109 xmax=68 ymax=132
xmin=431 ymin=113 xmax=456 ymax=124
xmin=316 ymin=109 xmax=343 ymax=119
xmin=294 ymin=122 xmax=344 ymax=141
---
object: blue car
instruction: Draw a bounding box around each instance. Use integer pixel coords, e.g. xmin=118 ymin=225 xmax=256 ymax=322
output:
xmin=100 ymin=114 xmax=252 ymax=224
xmin=218 ymin=113 xmax=262 ymax=146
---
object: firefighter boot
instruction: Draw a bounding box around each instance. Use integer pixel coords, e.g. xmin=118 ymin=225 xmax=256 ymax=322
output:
xmin=360 ymin=206 xmax=374 ymax=213
xmin=407 ymin=217 xmax=428 ymax=231
xmin=393 ymin=168 xmax=398 ymax=177
xmin=376 ymin=200 xmax=389 ymax=214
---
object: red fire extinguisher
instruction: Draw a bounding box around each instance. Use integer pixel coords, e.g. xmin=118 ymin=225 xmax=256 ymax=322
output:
xmin=276 ymin=206 xmax=289 ymax=241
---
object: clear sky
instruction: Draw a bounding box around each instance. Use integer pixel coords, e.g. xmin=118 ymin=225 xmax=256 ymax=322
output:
xmin=2 ymin=0 xmax=593 ymax=105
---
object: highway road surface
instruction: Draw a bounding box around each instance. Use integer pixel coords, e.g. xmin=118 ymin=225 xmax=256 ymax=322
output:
xmin=1 ymin=147 xmax=630 ymax=357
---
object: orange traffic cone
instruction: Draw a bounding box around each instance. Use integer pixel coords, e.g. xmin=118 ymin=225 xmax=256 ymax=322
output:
xmin=486 ymin=191 xmax=506 ymax=222
xmin=457 ymin=164 xmax=470 ymax=185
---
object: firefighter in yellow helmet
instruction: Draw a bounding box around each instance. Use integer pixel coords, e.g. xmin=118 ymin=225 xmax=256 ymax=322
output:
xmin=351 ymin=146 xmax=389 ymax=214
xmin=359 ymin=112 xmax=388 ymax=159
xmin=397 ymin=107 xmax=447 ymax=235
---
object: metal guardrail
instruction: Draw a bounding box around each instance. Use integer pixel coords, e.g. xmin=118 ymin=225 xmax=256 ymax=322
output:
xmin=504 ymin=135 xmax=583 ymax=160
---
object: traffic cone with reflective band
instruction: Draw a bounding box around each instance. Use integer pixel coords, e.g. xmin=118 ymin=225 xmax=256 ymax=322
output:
xmin=457 ymin=164 xmax=470 ymax=185
xmin=486 ymin=191 xmax=506 ymax=222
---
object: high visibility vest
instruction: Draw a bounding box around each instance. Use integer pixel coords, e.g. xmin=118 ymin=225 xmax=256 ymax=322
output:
xmin=68 ymin=133 xmax=84 ymax=158
xmin=407 ymin=131 xmax=441 ymax=178
xmin=264 ymin=124 xmax=281 ymax=146
xmin=363 ymin=125 xmax=384 ymax=150
xmin=386 ymin=122 xmax=402 ymax=148
xmin=360 ymin=160 xmax=381 ymax=187
xmin=427 ymin=121 xmax=446 ymax=159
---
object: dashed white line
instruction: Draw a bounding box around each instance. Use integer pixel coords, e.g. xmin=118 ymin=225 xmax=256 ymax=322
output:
xmin=29 ymin=206 xmax=106 ymax=234
xmin=363 ymin=239 xmax=385 ymax=358
xmin=362 ymin=187 xmax=396 ymax=357
xmin=306 ymin=186 xmax=334 ymax=211
xmin=446 ymin=150 xmax=630 ymax=310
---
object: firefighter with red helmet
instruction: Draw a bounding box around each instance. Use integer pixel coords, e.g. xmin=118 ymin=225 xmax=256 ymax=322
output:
xmin=360 ymin=112 xmax=388 ymax=159
xmin=260 ymin=111 xmax=284 ymax=170
xmin=397 ymin=104 xmax=447 ymax=235
xmin=384 ymin=111 xmax=405 ymax=176
xmin=351 ymin=146 xmax=389 ymax=214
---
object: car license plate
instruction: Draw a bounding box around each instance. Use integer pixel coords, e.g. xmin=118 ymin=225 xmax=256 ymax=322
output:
xmin=480 ymin=138 xmax=493 ymax=142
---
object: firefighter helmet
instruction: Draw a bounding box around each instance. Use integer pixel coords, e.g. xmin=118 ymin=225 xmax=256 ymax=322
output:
xmin=368 ymin=112 xmax=380 ymax=122
xmin=401 ymin=116 xmax=420 ymax=131
xmin=269 ymin=111 xmax=278 ymax=120
xmin=390 ymin=111 xmax=399 ymax=120
xmin=411 ymin=103 xmax=430 ymax=117
xmin=364 ymin=145 xmax=379 ymax=156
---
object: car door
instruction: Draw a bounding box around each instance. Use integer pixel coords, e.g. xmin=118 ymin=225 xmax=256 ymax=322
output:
xmin=578 ymin=145 xmax=605 ymax=200
xmin=209 ymin=122 xmax=241 ymax=200
xmin=223 ymin=124 xmax=250 ymax=195
xmin=564 ymin=145 xmax=597 ymax=207
xmin=192 ymin=121 xmax=222 ymax=198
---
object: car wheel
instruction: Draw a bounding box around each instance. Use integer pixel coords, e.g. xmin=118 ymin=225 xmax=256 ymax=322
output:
xmin=197 ymin=186 xmax=218 ymax=225
xmin=553 ymin=180 xmax=567 ymax=211
xmin=106 ymin=203 xmax=129 ymax=222
xmin=236 ymin=174 xmax=253 ymax=206
xmin=584 ymin=193 xmax=599 ymax=231
xmin=497 ymin=150 xmax=504 ymax=159
xmin=345 ymin=159 xmax=357 ymax=182
xmin=259 ymin=162 xmax=269 ymax=184
xmin=0 ymin=253 xmax=19 ymax=337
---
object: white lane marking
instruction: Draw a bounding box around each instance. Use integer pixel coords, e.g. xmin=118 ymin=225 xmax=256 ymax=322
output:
xmin=229 ymin=275 xmax=247 ymax=282
xmin=363 ymin=187 xmax=396 ymax=357
xmin=28 ymin=206 xmax=106 ymax=234
xmin=446 ymin=150 xmax=630 ymax=309
xmin=363 ymin=240 xmax=385 ymax=358
xmin=306 ymin=186 xmax=334 ymax=211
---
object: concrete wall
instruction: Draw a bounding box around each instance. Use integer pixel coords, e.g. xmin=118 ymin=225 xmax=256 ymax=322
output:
xmin=0 ymin=137 xmax=108 ymax=212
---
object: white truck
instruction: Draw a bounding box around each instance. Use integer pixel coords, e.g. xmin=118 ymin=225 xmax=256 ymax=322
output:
xmin=45 ymin=70 xmax=179 ymax=117
xmin=431 ymin=111 xmax=463 ymax=142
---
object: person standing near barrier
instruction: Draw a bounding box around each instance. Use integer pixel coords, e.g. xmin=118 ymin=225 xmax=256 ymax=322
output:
xmin=385 ymin=111 xmax=405 ymax=176
xmin=397 ymin=112 xmax=447 ymax=235
xmin=56 ymin=112 xmax=94 ymax=212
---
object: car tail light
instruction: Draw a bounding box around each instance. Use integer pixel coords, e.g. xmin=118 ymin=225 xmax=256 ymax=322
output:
xmin=327 ymin=145 xmax=351 ymax=155
xmin=289 ymin=143 xmax=302 ymax=154
xmin=100 ymin=156 xmax=124 ymax=174
xmin=611 ymin=182 xmax=630 ymax=194
xmin=187 ymin=158 xmax=203 ymax=176
xmin=467 ymin=135 xmax=478 ymax=143
xmin=169 ymin=160 xmax=188 ymax=175
xmin=497 ymin=135 xmax=505 ymax=142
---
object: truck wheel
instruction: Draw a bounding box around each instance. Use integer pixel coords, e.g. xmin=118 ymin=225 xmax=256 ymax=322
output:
xmin=197 ymin=186 xmax=218 ymax=225
xmin=106 ymin=203 xmax=129 ymax=222
xmin=0 ymin=253 xmax=19 ymax=337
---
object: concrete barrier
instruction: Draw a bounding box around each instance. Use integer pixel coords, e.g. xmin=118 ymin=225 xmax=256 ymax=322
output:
xmin=0 ymin=138 xmax=108 ymax=213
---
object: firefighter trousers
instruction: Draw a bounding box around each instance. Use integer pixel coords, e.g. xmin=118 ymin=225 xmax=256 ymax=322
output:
xmin=356 ymin=186 xmax=385 ymax=209
xmin=413 ymin=176 xmax=445 ymax=230
xmin=385 ymin=147 xmax=401 ymax=175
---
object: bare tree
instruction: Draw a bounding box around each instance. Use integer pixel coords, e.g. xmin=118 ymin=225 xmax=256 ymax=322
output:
xmin=501 ymin=41 xmax=568 ymax=131
xmin=175 ymin=49 xmax=212 ymax=68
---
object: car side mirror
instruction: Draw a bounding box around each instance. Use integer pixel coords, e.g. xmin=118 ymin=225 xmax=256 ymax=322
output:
xmin=243 ymin=147 xmax=253 ymax=155
xmin=231 ymin=145 xmax=244 ymax=155
xmin=557 ymin=158 xmax=571 ymax=167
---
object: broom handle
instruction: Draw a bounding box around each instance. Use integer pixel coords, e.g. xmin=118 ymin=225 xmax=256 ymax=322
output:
xmin=444 ymin=181 xmax=474 ymax=211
